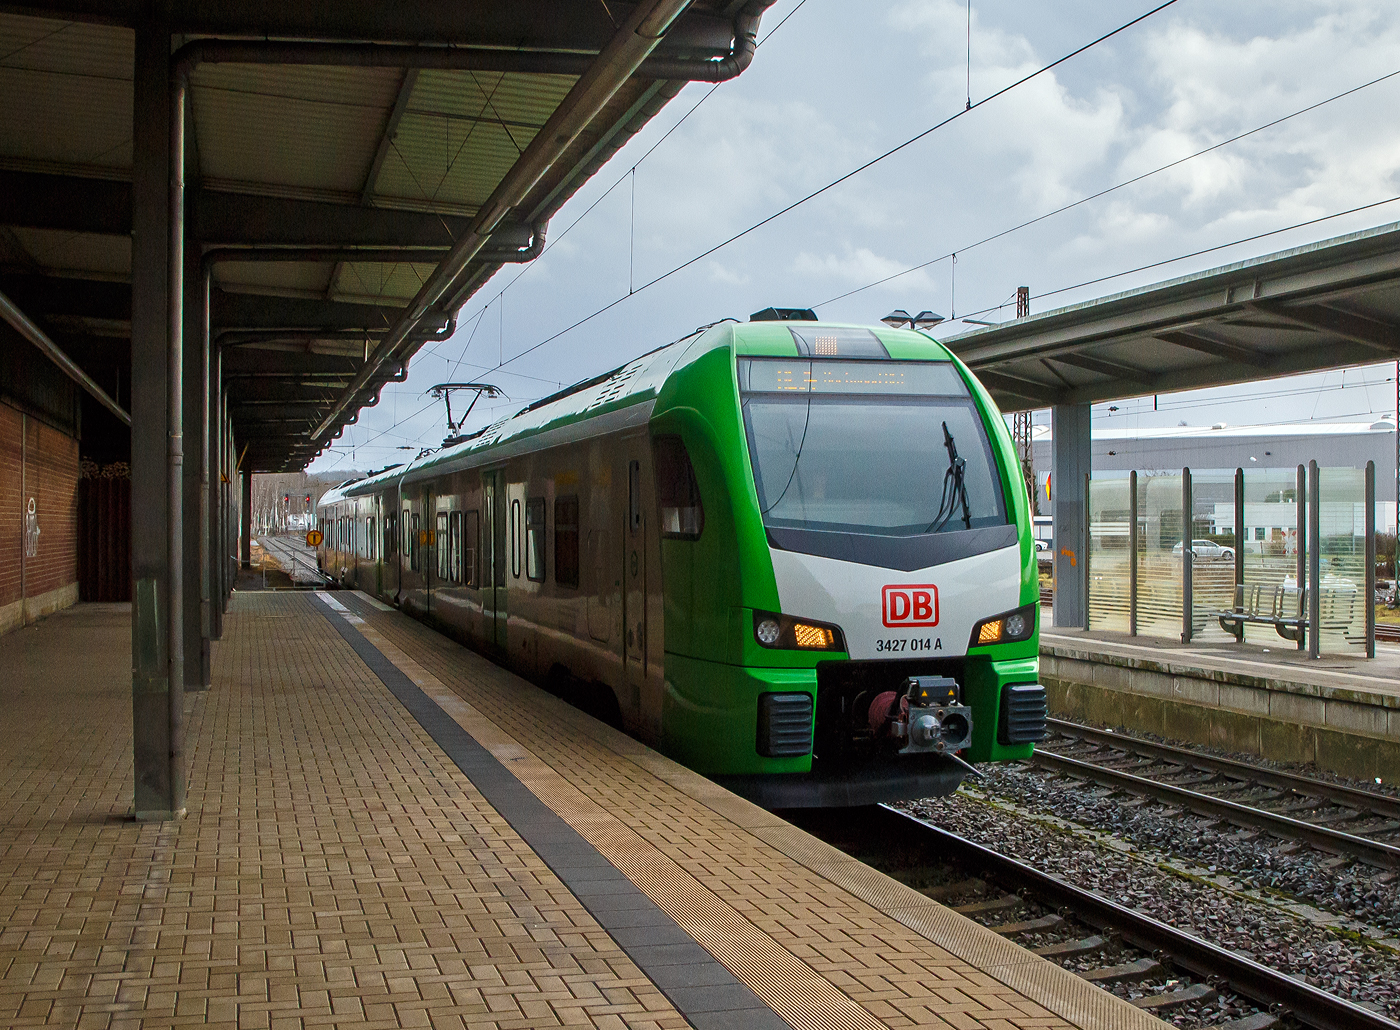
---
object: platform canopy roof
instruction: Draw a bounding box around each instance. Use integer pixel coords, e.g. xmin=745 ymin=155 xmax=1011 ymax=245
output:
xmin=943 ymin=221 xmax=1400 ymax=415
xmin=0 ymin=0 xmax=772 ymax=470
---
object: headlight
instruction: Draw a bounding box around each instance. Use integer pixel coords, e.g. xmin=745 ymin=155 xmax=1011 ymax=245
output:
xmin=752 ymin=610 xmax=845 ymax=651
xmin=969 ymin=603 xmax=1037 ymax=648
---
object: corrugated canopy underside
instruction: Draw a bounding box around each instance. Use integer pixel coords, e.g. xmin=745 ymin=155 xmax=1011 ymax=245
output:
xmin=944 ymin=222 xmax=1400 ymax=416
xmin=0 ymin=1 xmax=748 ymax=470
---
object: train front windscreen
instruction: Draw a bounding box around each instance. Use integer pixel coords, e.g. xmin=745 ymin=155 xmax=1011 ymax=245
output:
xmin=737 ymin=358 xmax=1008 ymax=542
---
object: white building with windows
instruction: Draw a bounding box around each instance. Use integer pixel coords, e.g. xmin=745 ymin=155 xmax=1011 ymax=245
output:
xmin=1027 ymin=419 xmax=1397 ymax=532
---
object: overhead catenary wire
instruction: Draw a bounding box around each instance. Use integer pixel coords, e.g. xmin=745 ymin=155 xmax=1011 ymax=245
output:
xmin=814 ymin=63 xmax=1400 ymax=310
xmin=437 ymin=0 xmax=813 ymax=359
xmin=480 ymin=0 xmax=1184 ymax=375
xmin=340 ymin=0 xmax=816 ymax=464
xmin=1026 ymin=193 xmax=1400 ymax=309
xmin=927 ymin=193 xmax=1400 ymax=331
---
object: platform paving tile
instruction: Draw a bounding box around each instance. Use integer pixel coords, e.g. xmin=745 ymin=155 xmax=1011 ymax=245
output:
xmin=337 ymin=594 xmax=1156 ymax=1030
xmin=0 ymin=596 xmax=690 ymax=1030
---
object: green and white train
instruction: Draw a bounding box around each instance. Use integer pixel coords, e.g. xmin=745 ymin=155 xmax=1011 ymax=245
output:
xmin=316 ymin=313 xmax=1046 ymax=806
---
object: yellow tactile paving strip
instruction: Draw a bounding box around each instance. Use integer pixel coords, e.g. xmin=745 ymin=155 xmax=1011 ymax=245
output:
xmin=336 ymin=591 xmax=1165 ymax=1030
xmin=0 ymin=596 xmax=688 ymax=1030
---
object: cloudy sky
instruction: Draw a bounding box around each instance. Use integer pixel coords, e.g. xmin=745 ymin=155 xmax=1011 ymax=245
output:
xmin=311 ymin=0 xmax=1400 ymax=474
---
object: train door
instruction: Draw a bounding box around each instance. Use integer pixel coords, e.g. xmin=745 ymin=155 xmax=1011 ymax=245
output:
xmin=624 ymin=450 xmax=656 ymax=734
xmin=421 ymin=486 xmax=433 ymax=614
xmin=506 ymin=478 xmax=536 ymax=675
xmin=586 ymin=526 xmax=613 ymax=643
xmin=481 ymin=470 xmax=507 ymax=650
xmin=382 ymin=495 xmax=398 ymax=600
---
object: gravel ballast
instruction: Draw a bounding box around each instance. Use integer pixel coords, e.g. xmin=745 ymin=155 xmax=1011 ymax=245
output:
xmin=900 ymin=763 xmax=1400 ymax=1021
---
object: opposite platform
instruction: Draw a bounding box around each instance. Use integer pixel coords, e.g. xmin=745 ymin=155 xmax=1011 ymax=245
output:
xmin=0 ymin=593 xmax=1165 ymax=1029
xmin=1041 ymin=625 xmax=1400 ymax=779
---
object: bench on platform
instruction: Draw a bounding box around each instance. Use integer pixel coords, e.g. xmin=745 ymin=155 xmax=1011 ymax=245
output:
xmin=1207 ymin=583 xmax=1305 ymax=643
xmin=1207 ymin=582 xmax=1362 ymax=645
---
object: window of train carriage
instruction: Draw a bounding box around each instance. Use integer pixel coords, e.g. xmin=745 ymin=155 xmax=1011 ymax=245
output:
xmin=463 ymin=510 xmax=479 ymax=587
xmin=525 ymin=498 xmax=546 ymax=582
xmin=436 ymin=512 xmax=450 ymax=580
xmin=510 ymin=499 xmax=521 ymax=578
xmin=402 ymin=509 xmax=412 ymax=560
xmin=410 ymin=512 xmax=420 ymax=571
xmin=652 ymin=435 xmax=705 ymax=539
xmin=554 ymin=495 xmax=580 ymax=588
xmin=628 ymin=460 xmax=642 ymax=535
xmin=366 ymin=517 xmax=376 ymax=560
xmin=449 ymin=511 xmax=462 ymax=583
xmin=384 ymin=511 xmax=395 ymax=556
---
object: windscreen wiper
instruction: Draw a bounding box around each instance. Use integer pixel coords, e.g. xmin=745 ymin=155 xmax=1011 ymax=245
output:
xmin=925 ymin=421 xmax=971 ymax=533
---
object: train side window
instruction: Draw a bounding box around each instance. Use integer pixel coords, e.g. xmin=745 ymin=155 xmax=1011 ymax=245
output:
xmin=449 ymin=511 xmax=462 ymax=583
xmin=402 ymin=509 xmax=412 ymax=559
xmin=525 ymin=498 xmax=546 ymax=582
xmin=554 ymin=495 xmax=579 ymax=589
xmin=436 ymin=512 xmax=449 ymax=580
xmin=510 ymin=498 xmax=521 ymax=578
xmin=366 ymin=517 xmax=376 ymax=560
xmin=384 ymin=512 xmax=396 ymax=556
xmin=463 ymin=510 xmax=479 ymax=587
xmin=653 ymin=435 xmax=704 ymax=539
xmin=628 ymin=460 xmax=642 ymax=535
xmin=410 ymin=512 xmax=420 ymax=571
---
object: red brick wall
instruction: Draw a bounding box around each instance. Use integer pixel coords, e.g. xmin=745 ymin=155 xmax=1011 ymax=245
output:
xmin=0 ymin=403 xmax=19 ymax=608
xmin=0 ymin=400 xmax=79 ymax=610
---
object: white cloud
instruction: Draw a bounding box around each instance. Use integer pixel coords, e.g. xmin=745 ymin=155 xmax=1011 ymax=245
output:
xmin=313 ymin=0 xmax=1400 ymax=471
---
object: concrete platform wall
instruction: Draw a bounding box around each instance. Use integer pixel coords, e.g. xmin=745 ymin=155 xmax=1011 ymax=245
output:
xmin=0 ymin=400 xmax=79 ymax=634
xmin=1042 ymin=642 xmax=1400 ymax=781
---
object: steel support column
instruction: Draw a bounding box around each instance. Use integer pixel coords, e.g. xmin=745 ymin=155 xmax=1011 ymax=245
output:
xmin=240 ymin=470 xmax=252 ymax=569
xmin=1367 ymin=460 xmax=1376 ymax=659
xmin=1129 ymin=470 xmax=1138 ymax=636
xmin=226 ymin=405 xmax=236 ymax=601
xmin=1308 ymin=460 xmax=1321 ymax=659
xmin=1182 ymin=467 xmax=1193 ymax=644
xmin=208 ymin=304 xmax=223 ymax=640
xmin=1296 ymin=465 xmax=1306 ymax=652
xmin=130 ymin=20 xmax=184 ymax=819
xmin=1233 ymin=467 xmax=1245 ymax=642
xmin=1051 ymin=402 xmax=1091 ymax=628
xmin=182 ymin=161 xmax=208 ymax=689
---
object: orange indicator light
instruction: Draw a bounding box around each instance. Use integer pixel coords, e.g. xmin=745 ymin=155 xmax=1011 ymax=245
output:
xmin=977 ymin=620 xmax=1003 ymax=645
xmin=792 ymin=623 xmax=834 ymax=649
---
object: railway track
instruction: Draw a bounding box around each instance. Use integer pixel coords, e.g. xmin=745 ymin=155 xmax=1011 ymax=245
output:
xmin=1376 ymin=622 xmax=1400 ymax=643
xmin=258 ymin=534 xmax=331 ymax=585
xmin=792 ymin=804 xmax=1398 ymax=1030
xmin=1035 ymin=719 xmax=1400 ymax=870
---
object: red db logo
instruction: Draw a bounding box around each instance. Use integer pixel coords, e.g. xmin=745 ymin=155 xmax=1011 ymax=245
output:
xmin=882 ymin=584 xmax=939 ymax=627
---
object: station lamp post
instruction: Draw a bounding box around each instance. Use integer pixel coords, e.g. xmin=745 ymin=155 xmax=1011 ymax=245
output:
xmin=882 ymin=309 xmax=945 ymax=330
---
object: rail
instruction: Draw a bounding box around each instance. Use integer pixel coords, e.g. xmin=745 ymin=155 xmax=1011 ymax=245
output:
xmin=855 ymin=805 xmax=1399 ymax=1030
xmin=1030 ymin=745 xmax=1400 ymax=870
xmin=258 ymin=535 xmax=332 ymax=584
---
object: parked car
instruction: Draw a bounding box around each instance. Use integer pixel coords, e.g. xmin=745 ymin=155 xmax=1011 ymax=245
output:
xmin=1034 ymin=537 xmax=1053 ymax=553
xmin=1171 ymin=539 xmax=1235 ymax=561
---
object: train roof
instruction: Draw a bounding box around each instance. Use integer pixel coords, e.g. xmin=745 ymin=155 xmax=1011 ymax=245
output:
xmin=331 ymin=320 xmax=954 ymax=497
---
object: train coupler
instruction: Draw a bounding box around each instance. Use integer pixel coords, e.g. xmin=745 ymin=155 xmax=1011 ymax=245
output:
xmin=894 ymin=675 xmax=974 ymax=756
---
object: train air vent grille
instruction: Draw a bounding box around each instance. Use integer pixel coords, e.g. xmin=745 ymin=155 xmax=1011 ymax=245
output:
xmin=756 ymin=692 xmax=813 ymax=758
xmin=585 ymin=360 xmax=643 ymax=410
xmin=999 ymin=683 xmax=1047 ymax=744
